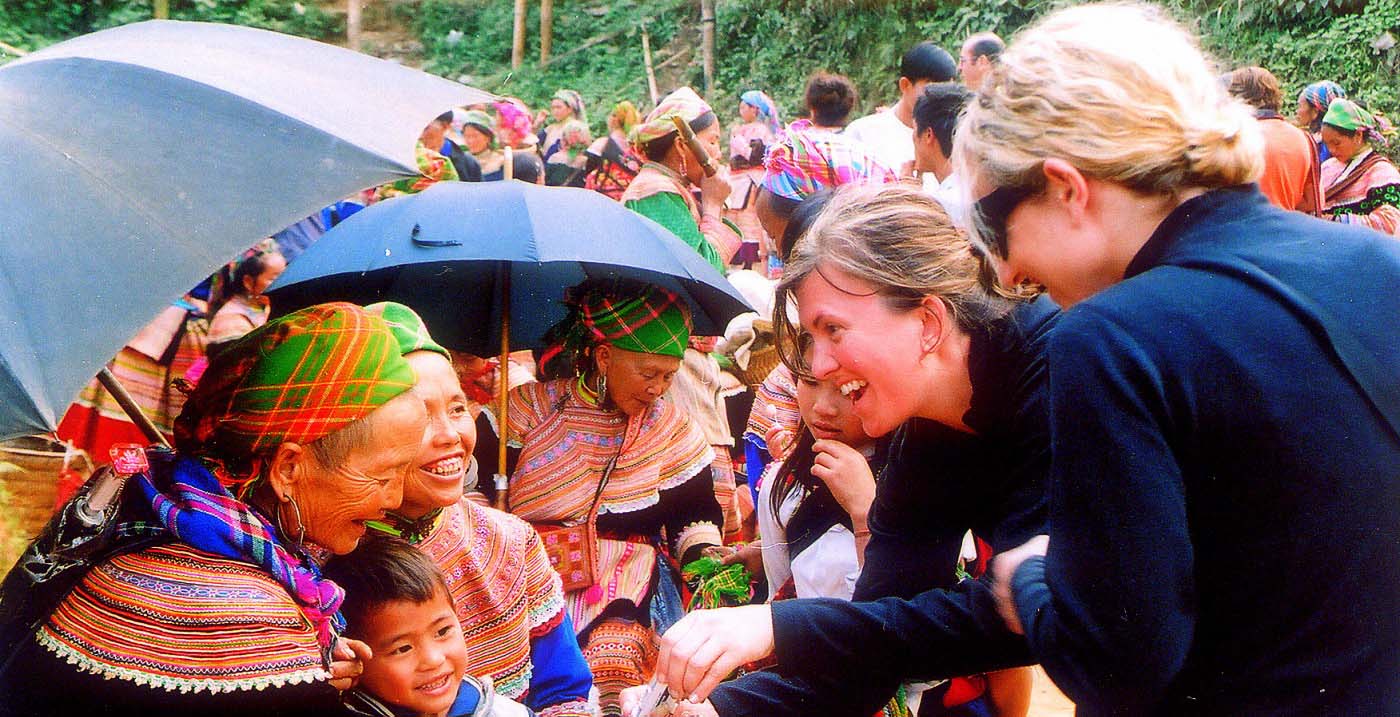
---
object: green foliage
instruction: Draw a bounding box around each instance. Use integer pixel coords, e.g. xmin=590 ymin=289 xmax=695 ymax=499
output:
xmin=0 ymin=0 xmax=342 ymax=53
xmin=414 ymin=0 xmax=688 ymax=134
xmin=408 ymin=0 xmax=1399 ymax=139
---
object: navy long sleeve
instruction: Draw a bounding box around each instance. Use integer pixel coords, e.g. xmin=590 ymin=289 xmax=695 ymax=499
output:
xmin=1014 ymin=187 xmax=1400 ymax=715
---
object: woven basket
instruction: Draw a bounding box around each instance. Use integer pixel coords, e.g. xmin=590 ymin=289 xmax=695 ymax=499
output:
xmin=732 ymin=320 xmax=782 ymax=387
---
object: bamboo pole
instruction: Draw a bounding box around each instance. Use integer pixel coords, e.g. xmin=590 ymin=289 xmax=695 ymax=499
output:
xmin=641 ymin=24 xmax=659 ymax=106
xmin=539 ymin=0 xmax=554 ymax=66
xmin=511 ymin=0 xmax=528 ymax=69
xmin=493 ymin=269 xmax=512 ymax=511
xmin=154 ymin=0 xmax=169 ymax=19
xmin=346 ymin=0 xmax=363 ymax=52
xmin=0 ymin=40 xmax=28 ymax=57
xmin=700 ymin=0 xmax=715 ymax=97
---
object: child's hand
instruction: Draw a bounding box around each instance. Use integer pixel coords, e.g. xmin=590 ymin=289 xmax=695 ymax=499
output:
xmin=328 ymin=637 xmax=372 ymax=691
xmin=720 ymin=541 xmax=765 ymax=580
xmin=810 ymin=439 xmax=876 ymax=525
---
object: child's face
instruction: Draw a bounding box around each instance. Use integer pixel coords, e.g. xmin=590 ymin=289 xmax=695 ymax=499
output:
xmin=795 ymin=370 xmax=872 ymax=448
xmin=358 ymin=587 xmax=469 ymax=717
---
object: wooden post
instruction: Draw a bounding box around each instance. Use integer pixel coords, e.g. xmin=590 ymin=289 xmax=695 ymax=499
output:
xmin=700 ymin=0 xmax=715 ymax=97
xmin=153 ymin=0 xmax=169 ymax=19
xmin=347 ymin=0 xmax=363 ymax=52
xmin=511 ymin=0 xmax=528 ymax=70
xmin=641 ymin=24 xmax=660 ymax=106
xmin=539 ymin=0 xmax=554 ymax=66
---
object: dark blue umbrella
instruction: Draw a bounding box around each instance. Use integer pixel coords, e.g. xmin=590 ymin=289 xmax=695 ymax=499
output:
xmin=267 ymin=180 xmax=753 ymax=356
xmin=0 ymin=20 xmax=494 ymax=442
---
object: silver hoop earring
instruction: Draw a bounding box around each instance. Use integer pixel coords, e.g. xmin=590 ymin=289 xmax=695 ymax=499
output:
xmin=283 ymin=494 xmax=306 ymax=550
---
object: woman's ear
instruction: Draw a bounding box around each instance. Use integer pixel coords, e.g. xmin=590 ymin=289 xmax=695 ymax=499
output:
xmin=593 ymin=344 xmax=612 ymax=377
xmin=1041 ymin=158 xmax=1091 ymax=220
xmin=919 ymin=296 xmax=950 ymax=355
xmin=266 ymin=442 xmax=308 ymax=500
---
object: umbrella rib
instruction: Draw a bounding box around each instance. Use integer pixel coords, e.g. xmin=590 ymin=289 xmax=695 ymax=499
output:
xmin=0 ymin=110 xmax=192 ymax=243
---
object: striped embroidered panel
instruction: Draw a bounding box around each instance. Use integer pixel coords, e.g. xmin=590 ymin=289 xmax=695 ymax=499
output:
xmin=38 ymin=542 xmax=328 ymax=693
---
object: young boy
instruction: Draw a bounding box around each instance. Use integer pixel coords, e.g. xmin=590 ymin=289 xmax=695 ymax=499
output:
xmin=323 ymin=535 xmax=535 ymax=717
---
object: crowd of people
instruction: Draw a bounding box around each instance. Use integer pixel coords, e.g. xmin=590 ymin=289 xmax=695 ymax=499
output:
xmin=3 ymin=2 xmax=1399 ymax=717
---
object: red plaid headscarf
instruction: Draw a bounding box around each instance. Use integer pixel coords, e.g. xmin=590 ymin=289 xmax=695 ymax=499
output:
xmin=174 ymin=302 xmax=417 ymax=487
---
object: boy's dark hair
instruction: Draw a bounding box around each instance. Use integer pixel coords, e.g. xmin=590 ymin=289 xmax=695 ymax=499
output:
xmin=805 ymin=72 xmax=858 ymax=127
xmin=900 ymin=42 xmax=957 ymax=84
xmin=779 ymin=188 xmax=834 ymax=261
xmin=321 ymin=535 xmax=450 ymax=637
xmin=913 ymin=83 xmax=973 ymax=158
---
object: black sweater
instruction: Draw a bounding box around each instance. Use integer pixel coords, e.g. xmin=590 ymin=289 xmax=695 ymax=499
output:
xmin=709 ymin=296 xmax=1058 ymax=716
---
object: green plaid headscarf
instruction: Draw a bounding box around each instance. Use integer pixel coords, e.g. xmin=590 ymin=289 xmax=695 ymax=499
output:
xmin=174 ymin=302 xmax=418 ymax=485
xmin=578 ymin=284 xmax=690 ymax=357
xmin=1323 ymin=98 xmax=1394 ymax=146
xmin=541 ymin=281 xmax=692 ymax=376
xmin=460 ymin=109 xmax=497 ymax=148
xmin=365 ymin=302 xmax=449 ymax=360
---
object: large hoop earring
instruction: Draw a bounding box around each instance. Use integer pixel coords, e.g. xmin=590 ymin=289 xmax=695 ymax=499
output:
xmin=281 ymin=494 xmax=307 ymax=550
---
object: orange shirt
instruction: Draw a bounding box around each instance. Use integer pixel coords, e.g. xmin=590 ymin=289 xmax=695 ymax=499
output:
xmin=1256 ymin=116 xmax=1321 ymax=215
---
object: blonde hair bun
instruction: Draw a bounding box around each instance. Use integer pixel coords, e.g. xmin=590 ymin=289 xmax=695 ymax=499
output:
xmin=956 ymin=1 xmax=1263 ymax=196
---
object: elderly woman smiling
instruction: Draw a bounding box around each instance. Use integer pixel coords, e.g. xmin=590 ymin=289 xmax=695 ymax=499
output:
xmin=3 ymin=303 xmax=427 ymax=716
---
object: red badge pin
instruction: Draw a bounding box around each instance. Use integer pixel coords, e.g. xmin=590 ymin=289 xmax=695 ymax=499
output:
xmin=109 ymin=444 xmax=149 ymax=476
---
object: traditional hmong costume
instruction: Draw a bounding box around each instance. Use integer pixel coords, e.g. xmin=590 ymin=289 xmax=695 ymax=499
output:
xmin=365 ymin=301 xmax=594 ymax=717
xmin=57 ymin=296 xmax=208 ymax=457
xmin=759 ymin=127 xmax=897 ymax=202
xmin=1319 ymin=99 xmax=1400 ymax=236
xmin=375 ymin=140 xmax=460 ymax=200
xmin=3 ymin=303 xmax=417 ymax=716
xmin=461 ymin=109 xmax=507 ymax=182
xmin=476 ymin=283 xmax=724 ymax=716
xmin=542 ymin=90 xmax=593 ymax=186
xmin=622 ymin=87 xmax=742 ymax=273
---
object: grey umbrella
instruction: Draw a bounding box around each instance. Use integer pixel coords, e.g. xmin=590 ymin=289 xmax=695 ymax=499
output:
xmin=0 ymin=20 xmax=493 ymax=442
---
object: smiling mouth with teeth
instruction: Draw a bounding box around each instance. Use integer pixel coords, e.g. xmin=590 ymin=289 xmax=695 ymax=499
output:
xmin=422 ymin=455 xmax=464 ymax=477
xmin=839 ymin=380 xmax=868 ymax=398
xmin=417 ymin=673 xmax=452 ymax=692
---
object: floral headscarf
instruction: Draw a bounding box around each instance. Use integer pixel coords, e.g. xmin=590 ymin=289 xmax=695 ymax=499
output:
xmin=553 ymin=89 xmax=587 ymax=123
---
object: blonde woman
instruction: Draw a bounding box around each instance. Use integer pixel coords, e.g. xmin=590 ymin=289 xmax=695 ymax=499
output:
xmin=626 ymin=183 xmax=1051 ymax=717
xmin=646 ymin=3 xmax=1400 ymax=716
xmin=585 ymin=101 xmax=644 ymax=201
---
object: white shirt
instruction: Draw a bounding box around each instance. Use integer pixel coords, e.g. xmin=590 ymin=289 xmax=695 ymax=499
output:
xmin=924 ymin=171 xmax=969 ymax=231
xmin=843 ymin=108 xmax=914 ymax=173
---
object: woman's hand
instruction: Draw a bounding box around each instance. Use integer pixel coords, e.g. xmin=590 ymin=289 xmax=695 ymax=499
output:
xmin=698 ymin=164 xmax=733 ymax=213
xmin=719 ymin=541 xmax=765 ymax=579
xmin=656 ymin=605 xmax=775 ymax=703
xmin=620 ymin=688 xmax=720 ymax=717
xmin=990 ymin=534 xmax=1049 ymax=635
xmin=809 ymin=439 xmax=876 ymax=526
xmin=328 ymin=637 xmax=372 ymax=691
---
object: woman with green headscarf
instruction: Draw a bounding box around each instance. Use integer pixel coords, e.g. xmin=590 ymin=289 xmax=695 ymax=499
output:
xmin=460 ymin=109 xmax=507 ymax=181
xmin=473 ymin=280 xmax=724 ymax=717
xmin=541 ymin=89 xmax=593 ymax=187
xmin=1319 ymin=98 xmax=1400 ymax=235
xmin=2 ymin=303 xmax=429 ymax=716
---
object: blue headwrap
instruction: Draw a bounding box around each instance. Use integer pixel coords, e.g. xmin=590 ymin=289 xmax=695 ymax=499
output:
xmin=1300 ymin=81 xmax=1346 ymax=114
xmin=741 ymin=90 xmax=782 ymax=134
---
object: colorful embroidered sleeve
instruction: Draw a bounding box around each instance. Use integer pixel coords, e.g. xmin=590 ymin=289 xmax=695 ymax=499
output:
xmin=1335 ymin=185 xmax=1400 ymax=236
xmin=625 ymin=192 xmax=729 ymax=273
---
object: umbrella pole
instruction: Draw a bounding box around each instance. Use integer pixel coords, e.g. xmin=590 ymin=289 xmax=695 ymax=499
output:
xmin=97 ymin=367 xmax=172 ymax=448
xmin=494 ymin=271 xmax=512 ymax=511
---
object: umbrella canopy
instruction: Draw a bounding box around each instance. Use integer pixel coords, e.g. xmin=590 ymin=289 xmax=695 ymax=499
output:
xmin=266 ymin=180 xmax=753 ymax=356
xmin=0 ymin=20 xmax=493 ymax=441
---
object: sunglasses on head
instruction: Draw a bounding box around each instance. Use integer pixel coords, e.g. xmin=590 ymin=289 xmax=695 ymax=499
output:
xmin=973 ymin=184 xmax=1038 ymax=259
